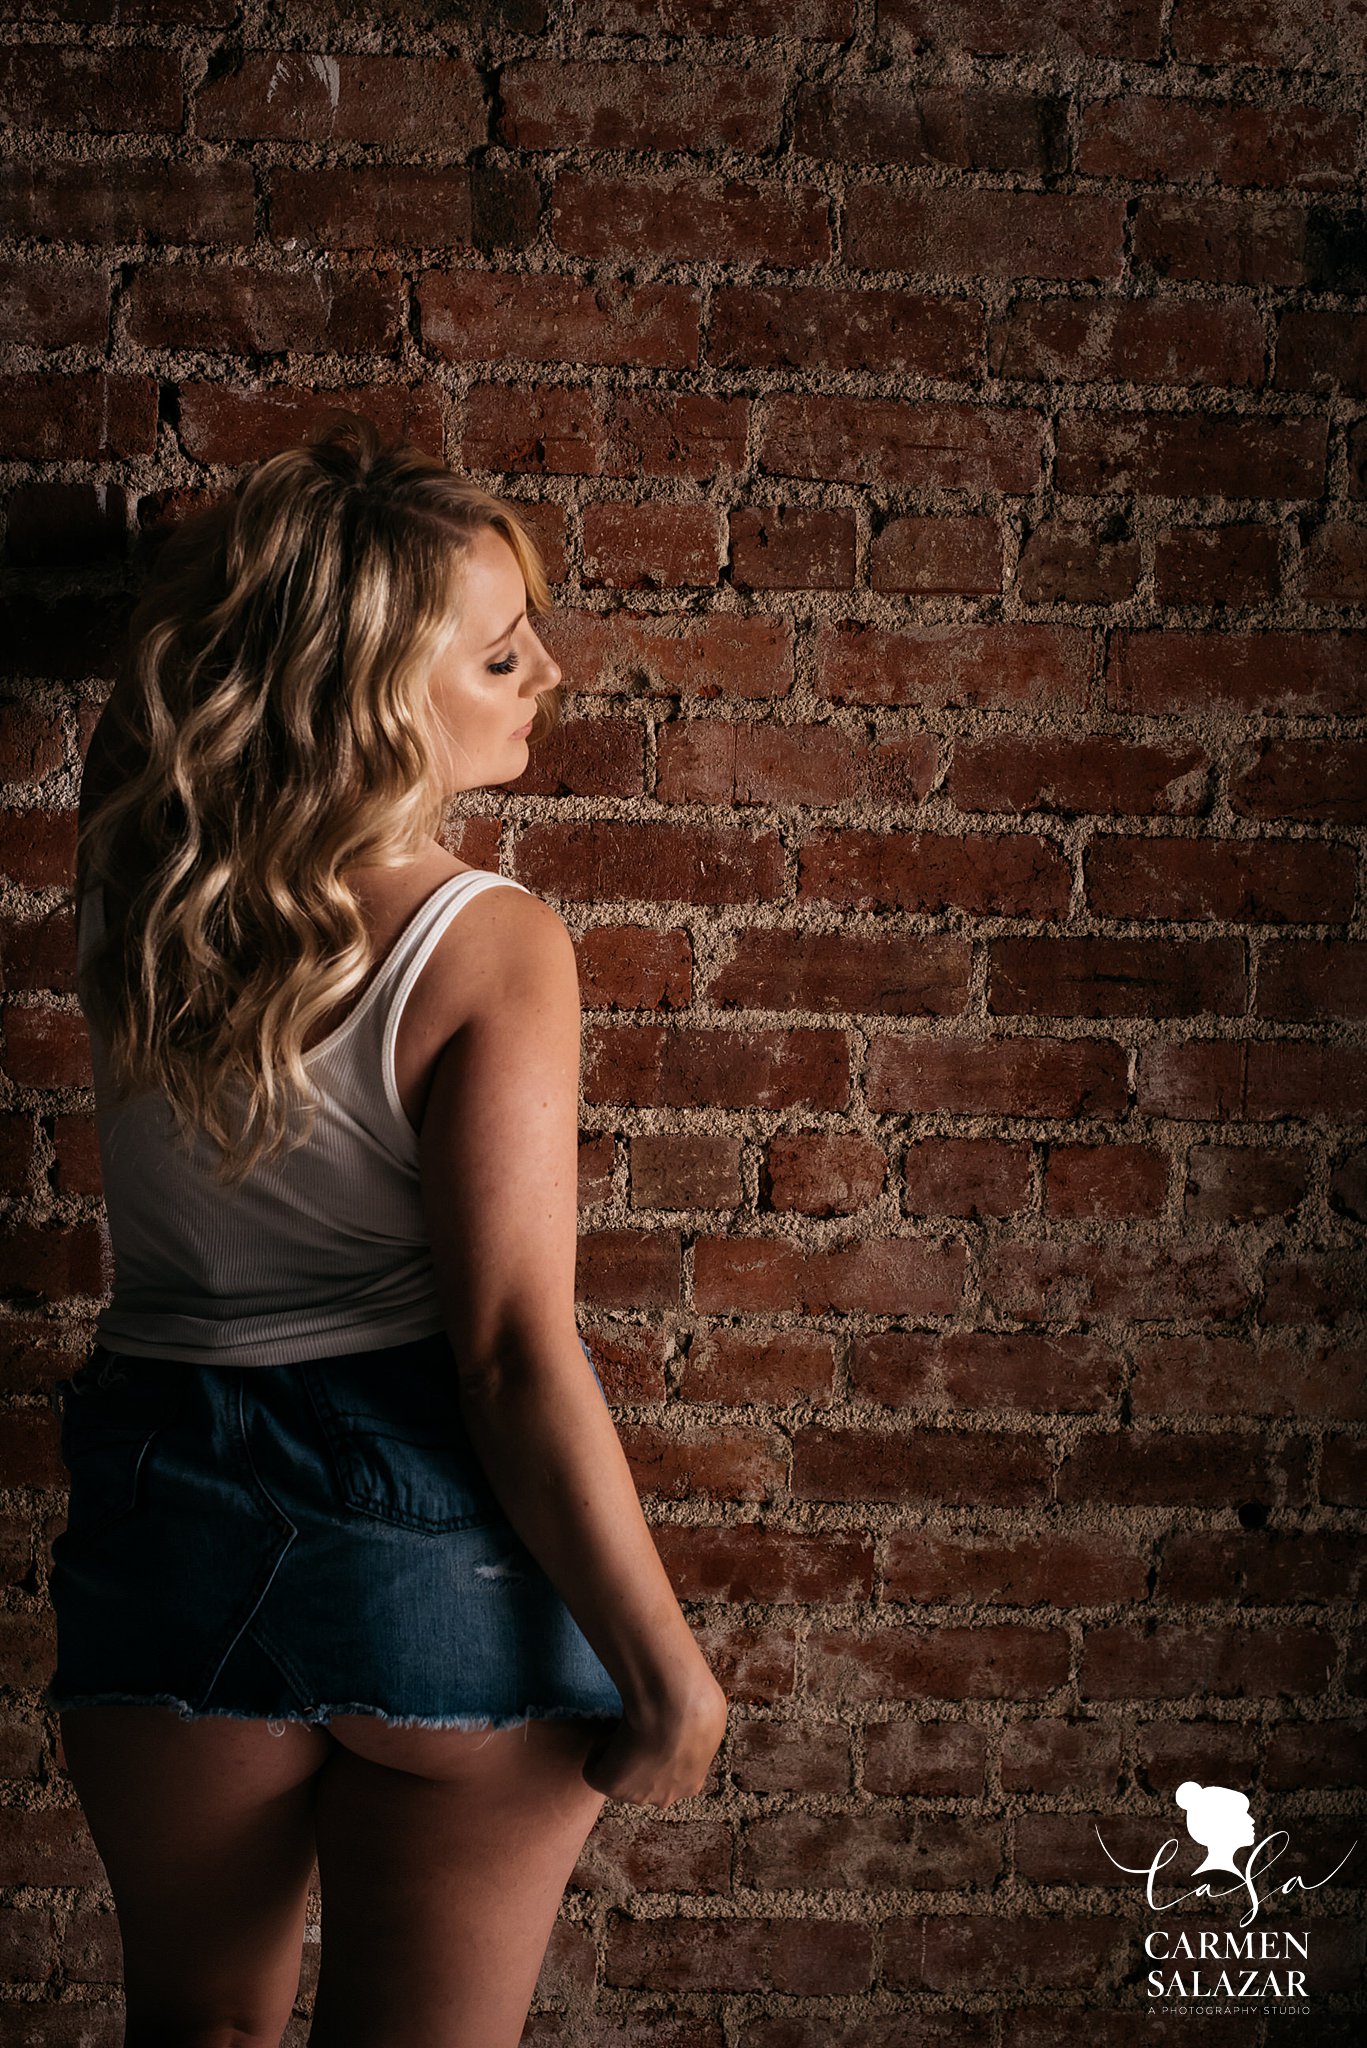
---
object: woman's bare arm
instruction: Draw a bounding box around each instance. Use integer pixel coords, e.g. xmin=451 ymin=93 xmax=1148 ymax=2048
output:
xmin=416 ymin=887 xmax=721 ymax=1726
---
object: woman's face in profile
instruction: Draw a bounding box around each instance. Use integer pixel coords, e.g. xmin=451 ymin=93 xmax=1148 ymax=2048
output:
xmin=425 ymin=526 xmax=561 ymax=795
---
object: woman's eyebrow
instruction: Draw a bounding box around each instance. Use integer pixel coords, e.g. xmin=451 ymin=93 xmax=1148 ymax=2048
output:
xmin=483 ymin=610 xmax=526 ymax=650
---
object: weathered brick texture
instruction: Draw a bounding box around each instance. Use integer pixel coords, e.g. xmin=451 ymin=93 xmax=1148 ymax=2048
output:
xmin=1 ymin=0 xmax=1363 ymax=2035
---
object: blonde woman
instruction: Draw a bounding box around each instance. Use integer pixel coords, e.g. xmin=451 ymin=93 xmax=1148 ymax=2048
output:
xmin=44 ymin=413 xmax=727 ymax=2046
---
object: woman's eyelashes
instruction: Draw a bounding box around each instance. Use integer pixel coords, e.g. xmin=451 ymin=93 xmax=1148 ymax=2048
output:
xmin=488 ymin=652 xmax=519 ymax=674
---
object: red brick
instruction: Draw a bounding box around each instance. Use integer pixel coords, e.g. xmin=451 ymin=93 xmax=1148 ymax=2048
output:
xmin=999 ymin=1718 xmax=1124 ymax=1794
xmin=989 ymin=936 xmax=1245 ymax=1018
xmin=743 ymin=1811 xmax=1000 ymax=1891
xmin=1059 ymin=1429 xmax=1311 ymax=1509
xmin=902 ymin=1136 xmax=1030 ymax=1217
xmin=574 ymin=1814 xmax=729 ymax=1896
xmin=708 ymin=284 xmax=980 ymax=377
xmin=0 ymin=373 xmax=156 ymax=460
xmin=729 ymin=505 xmax=855 ymax=590
xmin=0 ymin=1710 xmax=43 ymax=1780
xmin=1132 ymin=195 xmax=1311 ymax=287
xmin=793 ymin=1424 xmax=1047 ymax=1506
xmin=1045 ymin=1142 xmax=1168 ymax=1218
xmin=0 ymin=709 xmax=65 ymax=784
xmin=983 ymin=1241 xmax=1250 ymax=1322
xmin=515 ymin=820 xmax=782 ymax=904
xmin=128 ymin=264 xmax=403 ymax=353
xmin=267 ymin=166 xmax=474 ymax=250
xmin=1112 ymin=630 xmax=1367 ymax=718
xmin=799 ymin=828 xmax=1070 ymax=917
xmin=576 ymin=0 xmax=854 ymax=33
xmin=1182 ymin=1142 xmax=1310 ymax=1223
xmin=575 ymin=1228 xmax=679 ymax=1313
xmin=1152 ymin=521 xmax=1283 ymax=603
xmin=880 ymin=0 xmax=1163 ymax=60
xmin=652 ymin=1525 xmax=872 ymax=1606
xmin=196 ymin=54 xmax=484 ymax=147
xmin=761 ymin=1133 xmax=886 ymax=1215
xmin=807 ymin=1623 xmax=1070 ymax=1701
xmin=0 ymin=156 xmax=253 ymax=244
xmin=849 ymin=1328 xmax=1121 ymax=1413
xmin=572 ymin=925 xmax=691 ymax=1010
xmin=886 ymin=1911 xmax=1128 ymax=1991
xmin=989 ymin=295 xmax=1264 ymax=388
xmin=865 ymin=1033 xmax=1129 ymax=1117
xmin=1322 ymin=1434 xmax=1367 ymax=1503
xmin=1080 ymin=1623 xmax=1335 ymax=1698
xmin=816 ymin=619 xmax=1089 ymax=709
xmin=1058 ymin=410 xmax=1326 ymax=498
xmin=0 ymin=1114 xmax=38 ymax=1195
xmin=760 ymin=393 xmax=1045 ymax=491
xmin=1276 ymin=310 xmax=1367 ymax=395
xmin=676 ymin=1326 xmax=839 ymax=1407
xmin=1136 ymin=1038 xmax=1367 ymax=1121
xmin=421 ymin=274 xmax=699 ymax=369
xmin=576 ymin=1131 xmax=613 ymax=1208
xmin=886 ymin=1530 xmax=1146 ymax=1607
xmin=546 ymin=611 xmax=793 ymax=703
xmin=583 ymin=1026 xmax=849 ymax=1112
xmin=705 ymin=930 xmax=971 ymax=1018
xmin=552 ymin=171 xmax=830 ymax=267
xmin=503 ymin=59 xmax=783 ymax=150
xmin=656 ymin=719 xmax=938 ymax=809
xmin=1085 ymin=834 xmax=1354 ymax=924
xmin=582 ymin=502 xmax=721 ymax=590
xmin=1173 ymin=0 xmax=1367 ymax=68
xmin=0 ymin=1222 xmax=107 ymax=1303
xmin=1158 ymin=1529 xmax=1367 ymax=1604
xmin=1134 ymin=1715 xmax=1262 ymax=1791
xmin=0 ymin=45 xmax=182 ymax=133
xmin=730 ymin=1718 xmax=852 ymax=1798
xmin=845 ymin=184 xmax=1124 ymax=280
xmin=1229 ymin=741 xmax=1367 ymax=827
xmin=1015 ymin=518 xmax=1142 ymax=601
xmin=796 ymin=78 xmax=1064 ymax=171
xmin=176 ymin=382 xmax=443 ymax=465
xmin=630 ymin=1135 xmax=741 ymax=1211
xmin=1260 ymin=1249 xmax=1367 ymax=1325
xmin=3 ymin=593 xmax=129 ymax=683
xmin=1132 ymin=1333 xmax=1367 ymax=1420
xmin=1263 ymin=1720 xmax=1367 ymax=1790
xmin=949 ymin=734 xmax=1209 ymax=816
xmin=0 ymin=806 xmax=77 ymax=888
xmin=617 ymin=1421 xmax=786 ymax=1503
xmin=1303 ymin=520 xmax=1367 ymax=600
xmin=863 ymin=1718 xmax=988 ymax=1796
xmin=0 ymin=262 xmax=108 ymax=347
xmin=1078 ymin=96 xmax=1357 ymax=191
xmin=1259 ymin=940 xmax=1367 ymax=1020
xmin=871 ymin=515 xmax=1002 ymax=594
xmin=604 ymin=1913 xmax=872 ymax=1996
xmin=0 ymin=1808 xmax=103 ymax=1887
xmin=463 ymin=383 xmax=749 ymax=479
xmin=3 ymin=1005 xmax=90 ymax=1086
xmin=694 ymin=1235 xmax=964 ymax=1317
xmin=52 ymin=1113 xmax=103 ymax=1199
xmin=515 ymin=715 xmax=643 ymax=804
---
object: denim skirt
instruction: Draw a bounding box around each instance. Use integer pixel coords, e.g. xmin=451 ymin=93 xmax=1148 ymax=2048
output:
xmin=42 ymin=1330 xmax=626 ymax=1733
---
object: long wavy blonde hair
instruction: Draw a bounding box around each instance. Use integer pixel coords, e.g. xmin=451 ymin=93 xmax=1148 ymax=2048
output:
xmin=77 ymin=411 xmax=562 ymax=1188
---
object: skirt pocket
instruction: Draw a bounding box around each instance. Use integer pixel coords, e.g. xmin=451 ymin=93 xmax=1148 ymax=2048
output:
xmin=56 ymin=1348 xmax=187 ymax=1544
xmin=298 ymin=1334 xmax=503 ymax=1534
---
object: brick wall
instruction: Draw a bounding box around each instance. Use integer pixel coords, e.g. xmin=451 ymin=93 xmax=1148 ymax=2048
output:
xmin=1 ymin=0 xmax=1364 ymax=2038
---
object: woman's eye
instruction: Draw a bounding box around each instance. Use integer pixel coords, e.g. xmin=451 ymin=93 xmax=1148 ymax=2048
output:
xmin=488 ymin=653 xmax=519 ymax=674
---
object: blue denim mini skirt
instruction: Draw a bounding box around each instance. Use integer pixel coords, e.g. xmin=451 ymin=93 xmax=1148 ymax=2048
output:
xmin=42 ymin=1330 xmax=625 ymax=1733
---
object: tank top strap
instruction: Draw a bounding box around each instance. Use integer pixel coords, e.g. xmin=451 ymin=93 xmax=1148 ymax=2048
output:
xmin=379 ymin=868 xmax=532 ymax=1019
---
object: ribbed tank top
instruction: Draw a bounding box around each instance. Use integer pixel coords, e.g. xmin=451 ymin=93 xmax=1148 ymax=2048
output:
xmin=77 ymin=868 xmax=532 ymax=1367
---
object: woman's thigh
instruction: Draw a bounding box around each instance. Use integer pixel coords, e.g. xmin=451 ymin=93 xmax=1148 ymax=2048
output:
xmin=58 ymin=1704 xmax=330 ymax=2041
xmin=307 ymin=1713 xmax=610 ymax=2048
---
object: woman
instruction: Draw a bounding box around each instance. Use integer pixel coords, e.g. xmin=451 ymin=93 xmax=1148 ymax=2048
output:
xmin=43 ymin=412 xmax=728 ymax=2046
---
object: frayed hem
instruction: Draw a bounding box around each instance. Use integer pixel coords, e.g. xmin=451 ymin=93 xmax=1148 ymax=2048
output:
xmin=43 ymin=1688 xmax=622 ymax=1734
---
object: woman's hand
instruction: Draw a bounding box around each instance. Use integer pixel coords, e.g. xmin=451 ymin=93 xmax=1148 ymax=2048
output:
xmin=581 ymin=1677 xmax=728 ymax=1809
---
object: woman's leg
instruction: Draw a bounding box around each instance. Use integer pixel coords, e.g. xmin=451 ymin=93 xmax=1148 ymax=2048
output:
xmin=306 ymin=1714 xmax=610 ymax=2048
xmin=58 ymin=1704 xmax=330 ymax=2045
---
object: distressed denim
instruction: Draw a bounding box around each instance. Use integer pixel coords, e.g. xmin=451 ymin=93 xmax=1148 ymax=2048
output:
xmin=43 ymin=1330 xmax=625 ymax=1732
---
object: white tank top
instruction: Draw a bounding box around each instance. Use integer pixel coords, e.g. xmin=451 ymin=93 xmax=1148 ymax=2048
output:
xmin=77 ymin=868 xmax=532 ymax=1367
